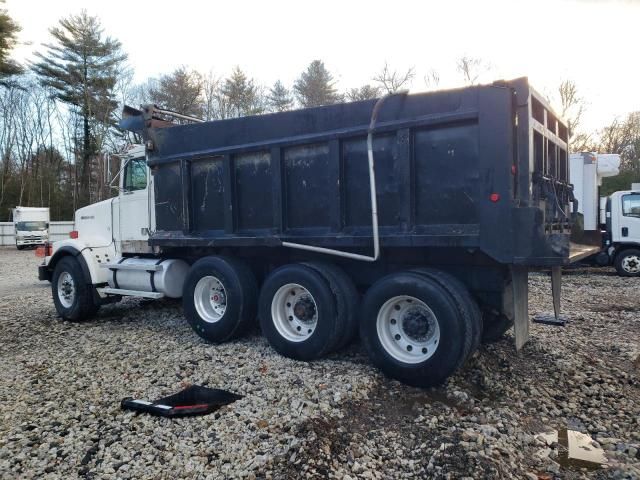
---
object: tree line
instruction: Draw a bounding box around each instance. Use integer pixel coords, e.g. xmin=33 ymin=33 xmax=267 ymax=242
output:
xmin=0 ymin=5 xmax=638 ymax=219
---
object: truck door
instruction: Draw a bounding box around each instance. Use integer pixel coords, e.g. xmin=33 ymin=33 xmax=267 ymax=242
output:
xmin=618 ymin=193 xmax=640 ymax=243
xmin=118 ymin=157 xmax=151 ymax=252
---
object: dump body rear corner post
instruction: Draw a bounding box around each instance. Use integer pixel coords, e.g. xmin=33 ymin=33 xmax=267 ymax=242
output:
xmin=511 ymin=265 xmax=529 ymax=351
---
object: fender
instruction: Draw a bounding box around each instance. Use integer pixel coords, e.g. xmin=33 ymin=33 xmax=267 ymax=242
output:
xmin=45 ymin=239 xmax=116 ymax=285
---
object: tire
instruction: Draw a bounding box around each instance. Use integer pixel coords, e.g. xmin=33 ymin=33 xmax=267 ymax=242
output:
xmin=16 ymin=244 xmax=24 ymax=250
xmin=481 ymin=311 xmax=513 ymax=343
xmin=51 ymin=256 xmax=99 ymax=321
xmin=258 ymin=264 xmax=341 ymax=361
xmin=409 ymin=268 xmax=482 ymax=362
xmin=182 ymin=256 xmax=257 ymax=343
xmin=302 ymin=262 xmax=360 ymax=350
xmin=360 ymin=272 xmax=472 ymax=388
xmin=614 ymin=249 xmax=640 ymax=277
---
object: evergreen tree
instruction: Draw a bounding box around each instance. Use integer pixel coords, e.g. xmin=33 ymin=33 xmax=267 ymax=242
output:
xmin=221 ymin=66 xmax=263 ymax=117
xmin=0 ymin=0 xmax=22 ymax=82
xmin=31 ymin=11 xmax=127 ymax=206
xmin=293 ymin=60 xmax=341 ymax=107
xmin=267 ymin=80 xmax=293 ymax=112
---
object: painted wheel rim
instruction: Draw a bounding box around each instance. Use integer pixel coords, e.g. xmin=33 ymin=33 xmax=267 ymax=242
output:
xmin=271 ymin=283 xmax=318 ymax=342
xmin=57 ymin=271 xmax=76 ymax=309
xmin=376 ymin=295 xmax=440 ymax=364
xmin=622 ymin=255 xmax=640 ymax=273
xmin=194 ymin=276 xmax=227 ymax=323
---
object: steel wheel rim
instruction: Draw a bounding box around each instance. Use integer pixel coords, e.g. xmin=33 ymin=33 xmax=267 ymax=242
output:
xmin=57 ymin=272 xmax=75 ymax=309
xmin=194 ymin=276 xmax=227 ymax=323
xmin=622 ymin=255 xmax=640 ymax=273
xmin=271 ymin=283 xmax=318 ymax=342
xmin=376 ymin=295 xmax=440 ymax=364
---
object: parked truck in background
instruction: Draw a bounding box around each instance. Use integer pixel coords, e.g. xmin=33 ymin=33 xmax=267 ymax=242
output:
xmin=569 ymin=152 xmax=640 ymax=276
xmin=13 ymin=206 xmax=49 ymax=249
xmin=37 ymin=78 xmax=599 ymax=387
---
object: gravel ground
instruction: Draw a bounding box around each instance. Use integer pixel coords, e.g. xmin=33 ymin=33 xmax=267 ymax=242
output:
xmin=0 ymin=247 xmax=638 ymax=479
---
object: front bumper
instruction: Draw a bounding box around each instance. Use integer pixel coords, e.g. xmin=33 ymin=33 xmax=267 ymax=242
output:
xmin=38 ymin=264 xmax=51 ymax=282
xmin=17 ymin=238 xmax=47 ymax=246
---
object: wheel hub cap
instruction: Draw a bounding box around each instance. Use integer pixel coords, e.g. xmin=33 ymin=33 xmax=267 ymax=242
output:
xmin=623 ymin=256 xmax=640 ymax=273
xmin=271 ymin=283 xmax=318 ymax=342
xmin=57 ymin=272 xmax=75 ymax=308
xmin=376 ymin=295 xmax=440 ymax=364
xmin=194 ymin=276 xmax=227 ymax=323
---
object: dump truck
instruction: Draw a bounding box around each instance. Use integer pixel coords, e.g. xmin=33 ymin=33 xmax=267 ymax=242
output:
xmin=13 ymin=206 xmax=49 ymax=249
xmin=38 ymin=78 xmax=596 ymax=387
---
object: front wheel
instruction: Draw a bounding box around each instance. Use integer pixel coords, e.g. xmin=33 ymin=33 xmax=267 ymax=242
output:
xmin=614 ymin=249 xmax=640 ymax=277
xmin=51 ymin=256 xmax=99 ymax=321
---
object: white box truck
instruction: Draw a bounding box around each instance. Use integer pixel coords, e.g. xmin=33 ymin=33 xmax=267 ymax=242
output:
xmin=12 ymin=206 xmax=50 ymax=249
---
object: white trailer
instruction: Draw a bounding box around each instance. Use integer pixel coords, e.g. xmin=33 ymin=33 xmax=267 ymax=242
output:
xmin=12 ymin=206 xmax=50 ymax=249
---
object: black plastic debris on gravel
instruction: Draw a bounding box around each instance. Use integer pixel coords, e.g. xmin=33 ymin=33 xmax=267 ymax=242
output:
xmin=121 ymin=385 xmax=242 ymax=417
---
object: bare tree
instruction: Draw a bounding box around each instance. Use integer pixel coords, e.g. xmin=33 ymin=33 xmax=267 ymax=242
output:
xmin=345 ymin=85 xmax=380 ymax=102
xmin=423 ymin=69 xmax=440 ymax=90
xmin=456 ymin=56 xmax=487 ymax=85
xmin=373 ymin=62 xmax=415 ymax=94
xmin=148 ymin=66 xmax=204 ymax=118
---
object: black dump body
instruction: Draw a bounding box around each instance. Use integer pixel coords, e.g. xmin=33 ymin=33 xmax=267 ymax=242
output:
xmin=124 ymin=78 xmax=583 ymax=267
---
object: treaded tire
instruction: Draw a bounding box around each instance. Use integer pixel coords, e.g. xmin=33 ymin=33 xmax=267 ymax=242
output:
xmin=51 ymin=256 xmax=99 ymax=321
xmin=258 ymin=264 xmax=340 ymax=361
xmin=409 ymin=268 xmax=482 ymax=363
xmin=360 ymin=272 xmax=472 ymax=388
xmin=614 ymin=248 xmax=640 ymax=277
xmin=182 ymin=255 xmax=257 ymax=343
xmin=481 ymin=311 xmax=513 ymax=343
xmin=302 ymin=262 xmax=360 ymax=350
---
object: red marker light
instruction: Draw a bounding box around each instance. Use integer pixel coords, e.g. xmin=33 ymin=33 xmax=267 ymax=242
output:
xmin=490 ymin=193 xmax=500 ymax=203
xmin=69 ymin=230 xmax=79 ymax=239
xmin=511 ymin=165 xmax=517 ymax=175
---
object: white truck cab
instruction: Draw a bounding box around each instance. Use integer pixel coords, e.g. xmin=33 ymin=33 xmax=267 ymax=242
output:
xmin=606 ymin=190 xmax=640 ymax=276
xmin=13 ymin=206 xmax=50 ymax=249
xmin=39 ymin=144 xmax=188 ymax=320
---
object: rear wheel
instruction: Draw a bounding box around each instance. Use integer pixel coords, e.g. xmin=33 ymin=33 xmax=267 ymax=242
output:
xmin=302 ymin=262 xmax=359 ymax=350
xmin=51 ymin=256 xmax=99 ymax=321
xmin=259 ymin=264 xmax=340 ymax=361
xmin=182 ymin=256 xmax=257 ymax=343
xmin=409 ymin=268 xmax=481 ymax=362
xmin=615 ymin=249 xmax=640 ymax=277
xmin=360 ymin=272 xmax=472 ymax=387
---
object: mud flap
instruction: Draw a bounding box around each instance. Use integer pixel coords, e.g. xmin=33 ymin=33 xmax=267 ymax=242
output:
xmin=512 ymin=265 xmax=529 ymax=351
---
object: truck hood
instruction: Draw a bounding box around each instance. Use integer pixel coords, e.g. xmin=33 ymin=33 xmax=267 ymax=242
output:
xmin=74 ymin=198 xmax=114 ymax=244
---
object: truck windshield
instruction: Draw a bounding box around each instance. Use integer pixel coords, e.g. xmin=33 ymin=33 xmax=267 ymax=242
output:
xmin=16 ymin=221 xmax=48 ymax=231
xmin=622 ymin=194 xmax=640 ymax=218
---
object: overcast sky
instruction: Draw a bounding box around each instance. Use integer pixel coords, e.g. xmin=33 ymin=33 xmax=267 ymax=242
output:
xmin=6 ymin=0 xmax=640 ymax=132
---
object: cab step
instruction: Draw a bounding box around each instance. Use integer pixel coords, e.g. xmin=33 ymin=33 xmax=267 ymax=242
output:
xmin=100 ymin=263 xmax=164 ymax=272
xmin=98 ymin=287 xmax=165 ymax=299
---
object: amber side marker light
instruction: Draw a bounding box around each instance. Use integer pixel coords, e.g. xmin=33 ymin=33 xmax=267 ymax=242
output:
xmin=36 ymin=244 xmax=53 ymax=257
